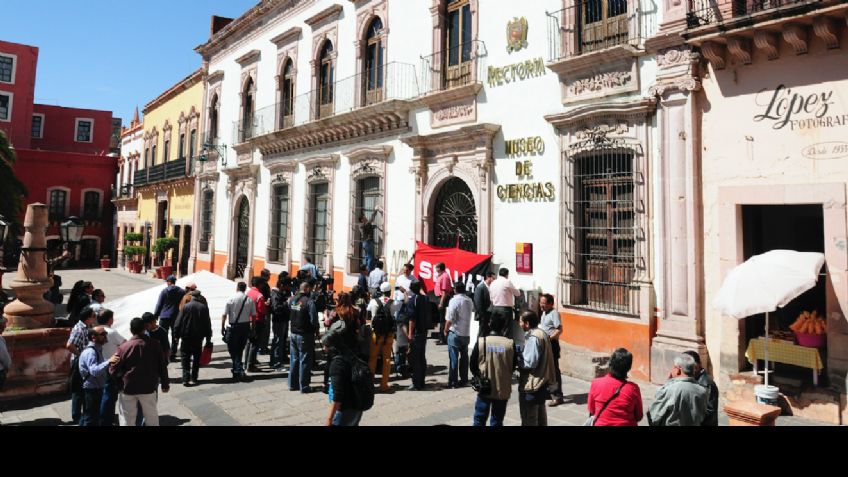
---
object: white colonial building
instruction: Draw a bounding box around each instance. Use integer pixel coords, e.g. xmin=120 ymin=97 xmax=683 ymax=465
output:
xmin=190 ymin=0 xmax=706 ymax=384
xmin=114 ymin=107 xmax=143 ymax=268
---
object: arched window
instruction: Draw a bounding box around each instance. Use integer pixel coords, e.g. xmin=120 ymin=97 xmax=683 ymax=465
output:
xmin=48 ymin=189 xmax=68 ymax=222
xmin=445 ymin=0 xmax=473 ymax=88
xmin=281 ymin=59 xmax=295 ymax=128
xmin=83 ymin=190 xmax=101 ymax=221
xmin=317 ymin=41 xmax=334 ymax=119
xmin=241 ymin=78 xmax=255 ymax=141
xmin=363 ymin=17 xmax=384 ymax=106
xmin=209 ymin=94 xmax=219 ymax=141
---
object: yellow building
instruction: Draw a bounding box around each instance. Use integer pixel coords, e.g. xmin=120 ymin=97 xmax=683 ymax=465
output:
xmin=135 ymin=69 xmax=203 ymax=276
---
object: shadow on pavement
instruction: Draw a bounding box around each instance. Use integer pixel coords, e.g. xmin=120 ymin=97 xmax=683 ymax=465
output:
xmin=160 ymin=415 xmax=191 ymax=426
xmin=6 ymin=417 xmax=66 ymax=426
xmin=566 ymin=393 xmax=588 ymax=405
xmin=0 ymin=393 xmax=69 ymax=412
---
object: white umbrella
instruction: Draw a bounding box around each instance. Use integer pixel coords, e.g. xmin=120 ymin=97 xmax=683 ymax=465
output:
xmin=713 ymin=249 xmax=825 ymax=387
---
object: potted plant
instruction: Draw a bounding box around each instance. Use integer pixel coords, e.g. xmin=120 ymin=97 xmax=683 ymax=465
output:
xmin=124 ymin=232 xmax=144 ymax=273
xmin=152 ymin=237 xmax=179 ymax=278
xmin=123 ymin=245 xmax=146 ymax=273
xmin=100 ymin=255 xmax=111 ymax=269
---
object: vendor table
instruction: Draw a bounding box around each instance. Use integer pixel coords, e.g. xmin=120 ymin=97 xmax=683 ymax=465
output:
xmin=745 ymin=337 xmax=824 ymax=386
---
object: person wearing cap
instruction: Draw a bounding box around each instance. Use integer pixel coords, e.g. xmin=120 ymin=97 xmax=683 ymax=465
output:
xmin=0 ymin=315 xmax=11 ymax=392
xmin=323 ymin=320 xmax=364 ymax=426
xmin=445 ymin=281 xmax=473 ymax=388
xmin=66 ymin=305 xmax=97 ymax=423
xmin=153 ymin=275 xmax=185 ymax=362
xmin=367 ymin=281 xmax=394 ymax=392
xmin=174 ymin=289 xmax=212 ymax=386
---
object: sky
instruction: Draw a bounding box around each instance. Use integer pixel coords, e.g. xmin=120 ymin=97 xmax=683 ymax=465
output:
xmin=3 ymin=0 xmax=258 ymax=126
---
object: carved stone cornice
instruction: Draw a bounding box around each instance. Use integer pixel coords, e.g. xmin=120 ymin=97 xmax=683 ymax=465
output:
xmin=813 ymin=16 xmax=839 ymax=49
xmin=783 ymin=23 xmax=809 ymax=55
xmin=266 ymin=161 xmax=297 ymax=175
xmin=270 ymin=27 xmax=302 ymax=48
xmin=223 ymin=164 xmax=259 ymax=197
xmin=235 ymin=49 xmax=261 ymax=66
xmin=207 ymin=70 xmax=225 ymax=84
xmin=254 ymin=99 xmax=412 ymax=157
xmin=401 ymin=123 xmax=500 ymax=160
xmin=546 ymin=44 xmax=644 ymax=79
xmin=753 ymin=31 xmax=780 ymax=61
xmin=347 ymin=145 xmax=392 ymax=164
xmin=545 ymin=98 xmax=657 ymax=131
xmin=417 ymin=83 xmax=482 ymax=110
xmin=727 ymin=37 xmax=751 ymax=65
xmin=649 ymin=77 xmax=701 ymax=97
xmin=700 ymin=41 xmax=727 ymax=70
xmin=301 ymin=154 xmax=339 ymax=183
xmin=305 ymin=4 xmax=344 ymax=29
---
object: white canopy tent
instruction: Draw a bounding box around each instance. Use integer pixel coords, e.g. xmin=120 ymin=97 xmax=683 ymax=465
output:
xmin=103 ymin=271 xmax=238 ymax=346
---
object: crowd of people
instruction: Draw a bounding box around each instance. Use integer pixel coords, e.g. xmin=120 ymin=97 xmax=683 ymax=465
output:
xmin=18 ymin=256 xmax=721 ymax=427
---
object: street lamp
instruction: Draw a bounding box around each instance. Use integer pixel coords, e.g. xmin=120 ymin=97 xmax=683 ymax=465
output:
xmin=198 ymin=142 xmax=228 ymax=167
xmin=60 ymin=216 xmax=84 ymax=245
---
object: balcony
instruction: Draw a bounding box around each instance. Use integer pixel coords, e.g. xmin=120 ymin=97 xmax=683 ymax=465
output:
xmin=419 ymin=40 xmax=487 ymax=95
xmin=235 ymin=62 xmax=419 ymax=157
xmin=683 ymin=0 xmax=848 ymax=69
xmin=546 ymin=1 xmax=655 ymax=74
xmin=133 ymin=157 xmax=189 ymax=187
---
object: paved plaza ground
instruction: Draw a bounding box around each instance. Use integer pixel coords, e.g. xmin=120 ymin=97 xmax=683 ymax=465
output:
xmin=0 ymin=268 xmax=828 ymax=426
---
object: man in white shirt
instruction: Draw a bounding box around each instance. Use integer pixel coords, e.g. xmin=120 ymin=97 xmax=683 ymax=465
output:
xmin=221 ymin=282 xmax=257 ymax=382
xmin=96 ymin=309 xmax=126 ymax=426
xmin=488 ymin=268 xmax=521 ymax=341
xmin=445 ymin=281 xmax=473 ymax=388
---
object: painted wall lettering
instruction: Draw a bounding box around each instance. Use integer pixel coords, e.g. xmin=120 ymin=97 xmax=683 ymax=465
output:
xmin=487 ymin=57 xmax=546 ymax=88
xmin=754 ymin=84 xmax=841 ymax=130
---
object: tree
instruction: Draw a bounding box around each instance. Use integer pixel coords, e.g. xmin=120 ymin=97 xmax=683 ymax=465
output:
xmin=0 ymin=130 xmax=28 ymax=237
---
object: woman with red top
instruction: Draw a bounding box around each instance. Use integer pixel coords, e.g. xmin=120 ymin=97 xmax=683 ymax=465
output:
xmin=587 ymin=348 xmax=644 ymax=426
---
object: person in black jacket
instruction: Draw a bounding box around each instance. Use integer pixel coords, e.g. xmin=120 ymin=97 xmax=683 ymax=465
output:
xmin=270 ymin=274 xmax=292 ymax=370
xmin=174 ymin=290 xmax=212 ymax=386
xmin=322 ymin=321 xmax=364 ymax=426
xmin=683 ymin=350 xmax=719 ymax=426
xmin=289 ymin=282 xmax=318 ymax=393
xmin=474 ymin=272 xmax=495 ymax=338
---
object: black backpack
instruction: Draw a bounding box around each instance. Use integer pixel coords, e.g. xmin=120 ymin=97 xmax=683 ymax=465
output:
xmin=371 ymin=299 xmax=394 ymax=337
xmin=337 ymin=352 xmax=374 ymax=411
xmin=67 ymin=354 xmax=83 ymax=393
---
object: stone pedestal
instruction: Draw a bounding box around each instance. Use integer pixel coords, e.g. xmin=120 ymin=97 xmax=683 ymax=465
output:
xmin=724 ymin=401 xmax=782 ymax=426
xmin=0 ymin=328 xmax=71 ymax=401
xmin=4 ymin=204 xmax=54 ymax=329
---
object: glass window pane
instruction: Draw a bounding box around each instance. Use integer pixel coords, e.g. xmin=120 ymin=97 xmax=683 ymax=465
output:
xmin=0 ymin=56 xmax=12 ymax=82
xmin=0 ymin=95 xmax=8 ymax=119
xmin=462 ymin=4 xmax=473 ymax=62
xmin=448 ymin=10 xmax=460 ymax=65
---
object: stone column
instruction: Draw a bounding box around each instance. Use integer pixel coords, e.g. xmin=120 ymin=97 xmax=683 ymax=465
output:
xmin=648 ymin=47 xmax=708 ymax=383
xmin=4 ymin=203 xmax=54 ymax=330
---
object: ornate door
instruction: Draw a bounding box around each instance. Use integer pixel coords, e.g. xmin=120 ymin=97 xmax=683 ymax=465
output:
xmin=235 ymin=198 xmax=250 ymax=278
xmin=432 ymin=177 xmax=477 ymax=252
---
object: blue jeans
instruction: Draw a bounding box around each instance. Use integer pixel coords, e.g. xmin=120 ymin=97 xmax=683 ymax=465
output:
xmin=473 ymin=395 xmax=508 ymax=426
xmin=270 ymin=321 xmax=289 ymax=367
xmin=289 ymin=333 xmax=314 ymax=392
xmin=159 ymin=317 xmax=178 ymax=358
xmin=99 ymin=379 xmax=119 ymax=426
xmin=71 ymin=390 xmax=83 ymax=423
xmin=411 ymin=334 xmax=427 ymax=389
xmin=80 ymin=388 xmax=104 ymax=426
xmin=227 ymin=323 xmax=251 ymax=376
xmin=447 ymin=332 xmax=469 ymax=387
xmin=332 ymin=409 xmax=363 ymax=426
xmin=362 ymin=239 xmax=374 ymax=271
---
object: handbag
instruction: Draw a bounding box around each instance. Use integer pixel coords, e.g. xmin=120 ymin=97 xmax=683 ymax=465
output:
xmin=223 ymin=295 xmax=249 ymax=344
xmin=470 ymin=336 xmax=492 ymax=396
xmin=584 ymin=381 xmax=626 ymax=426
xmin=200 ymin=344 xmax=214 ymax=366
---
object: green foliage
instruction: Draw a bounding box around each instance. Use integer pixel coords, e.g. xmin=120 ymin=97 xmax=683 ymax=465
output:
xmin=152 ymin=237 xmax=179 ymax=253
xmin=124 ymin=232 xmax=143 ymax=243
xmin=123 ymin=245 xmax=147 ymax=257
xmin=0 ymin=130 xmax=28 ymax=237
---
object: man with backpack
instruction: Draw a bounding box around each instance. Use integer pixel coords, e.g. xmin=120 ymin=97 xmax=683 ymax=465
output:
xmin=323 ymin=320 xmax=374 ymax=426
xmin=66 ymin=305 xmax=97 ymax=424
xmin=470 ymin=314 xmax=517 ymax=426
xmin=518 ymin=310 xmax=557 ymax=426
xmin=367 ymin=282 xmax=395 ymax=392
xmin=289 ymin=282 xmax=318 ymax=393
xmin=174 ymin=289 xmax=212 ymax=386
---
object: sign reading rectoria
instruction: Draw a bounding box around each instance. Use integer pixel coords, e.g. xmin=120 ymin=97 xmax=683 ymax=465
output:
xmin=414 ymin=241 xmax=493 ymax=292
xmin=488 ymin=57 xmax=546 ymax=88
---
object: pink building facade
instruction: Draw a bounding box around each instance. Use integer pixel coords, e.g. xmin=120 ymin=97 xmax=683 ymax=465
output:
xmin=685 ymin=0 xmax=848 ymax=419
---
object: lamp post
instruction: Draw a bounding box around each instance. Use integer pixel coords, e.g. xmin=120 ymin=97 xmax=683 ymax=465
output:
xmin=60 ymin=216 xmax=84 ymax=264
xmin=0 ymin=214 xmax=8 ymax=304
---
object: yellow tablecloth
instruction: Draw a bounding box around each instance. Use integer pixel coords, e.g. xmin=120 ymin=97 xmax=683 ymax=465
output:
xmin=745 ymin=337 xmax=824 ymax=372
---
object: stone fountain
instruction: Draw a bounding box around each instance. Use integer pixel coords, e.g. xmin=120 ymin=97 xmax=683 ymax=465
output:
xmin=1 ymin=203 xmax=72 ymax=401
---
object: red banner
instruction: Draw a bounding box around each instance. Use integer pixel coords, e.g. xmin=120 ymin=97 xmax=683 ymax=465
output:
xmin=413 ymin=241 xmax=493 ymax=292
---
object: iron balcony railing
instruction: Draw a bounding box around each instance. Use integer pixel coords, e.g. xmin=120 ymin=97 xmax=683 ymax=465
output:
xmin=686 ymin=0 xmax=826 ymax=28
xmin=132 ymin=157 xmax=188 ymax=186
xmin=546 ymin=1 xmax=656 ymax=62
xmin=419 ymin=40 xmax=487 ymax=94
xmin=232 ymin=62 xmax=420 ymax=143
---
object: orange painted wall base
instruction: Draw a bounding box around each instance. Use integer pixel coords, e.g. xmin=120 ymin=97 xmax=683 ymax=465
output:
xmin=560 ymin=311 xmax=656 ymax=381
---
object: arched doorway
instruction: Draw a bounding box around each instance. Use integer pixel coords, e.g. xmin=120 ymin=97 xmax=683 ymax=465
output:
xmin=235 ymin=197 xmax=250 ymax=278
xmin=432 ymin=177 xmax=477 ymax=252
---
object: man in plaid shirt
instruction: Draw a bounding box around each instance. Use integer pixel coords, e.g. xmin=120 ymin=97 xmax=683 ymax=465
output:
xmin=65 ymin=305 xmax=97 ymax=423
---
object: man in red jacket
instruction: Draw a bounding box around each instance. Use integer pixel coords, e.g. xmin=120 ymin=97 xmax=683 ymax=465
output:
xmin=245 ymin=277 xmax=270 ymax=372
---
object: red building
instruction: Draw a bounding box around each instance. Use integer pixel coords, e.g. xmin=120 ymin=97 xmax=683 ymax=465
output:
xmin=0 ymin=39 xmax=119 ymax=266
